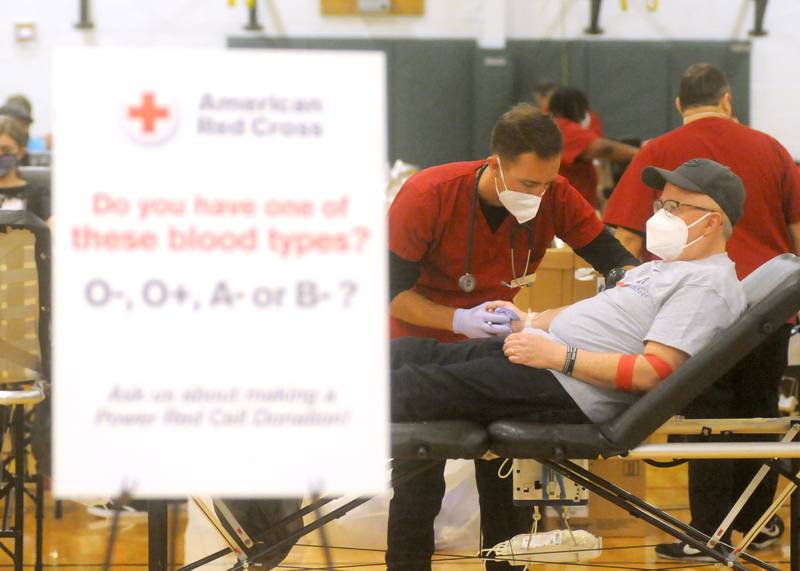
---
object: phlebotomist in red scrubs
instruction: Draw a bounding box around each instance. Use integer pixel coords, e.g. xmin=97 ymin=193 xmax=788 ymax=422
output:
xmin=386 ymin=104 xmax=639 ymax=571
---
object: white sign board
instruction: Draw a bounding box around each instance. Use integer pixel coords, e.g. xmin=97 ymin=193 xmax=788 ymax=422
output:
xmin=53 ymin=48 xmax=388 ymax=498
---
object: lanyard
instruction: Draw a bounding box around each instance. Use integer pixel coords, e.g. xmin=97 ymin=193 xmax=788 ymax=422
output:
xmin=503 ymin=224 xmax=535 ymax=289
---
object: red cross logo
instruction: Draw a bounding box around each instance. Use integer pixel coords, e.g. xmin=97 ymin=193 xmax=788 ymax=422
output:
xmin=128 ymin=93 xmax=169 ymax=133
xmin=122 ymin=90 xmax=179 ymax=145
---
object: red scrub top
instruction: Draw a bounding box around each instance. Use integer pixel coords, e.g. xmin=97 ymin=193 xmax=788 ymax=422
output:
xmin=603 ymin=117 xmax=800 ymax=279
xmin=556 ymin=117 xmax=601 ymax=209
xmin=389 ymin=160 xmax=603 ymax=341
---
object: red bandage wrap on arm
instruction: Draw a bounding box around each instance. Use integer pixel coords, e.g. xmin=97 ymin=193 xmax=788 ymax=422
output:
xmin=643 ymin=353 xmax=674 ymax=380
xmin=615 ymin=354 xmax=637 ymax=391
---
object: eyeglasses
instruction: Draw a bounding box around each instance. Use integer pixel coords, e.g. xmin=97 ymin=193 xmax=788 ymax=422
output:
xmin=653 ymin=199 xmax=719 ymax=215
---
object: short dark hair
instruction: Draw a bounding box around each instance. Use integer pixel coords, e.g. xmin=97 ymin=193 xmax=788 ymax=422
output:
xmin=679 ymin=63 xmax=730 ymax=109
xmin=490 ymin=103 xmax=563 ymax=160
xmin=548 ymin=87 xmax=589 ymax=124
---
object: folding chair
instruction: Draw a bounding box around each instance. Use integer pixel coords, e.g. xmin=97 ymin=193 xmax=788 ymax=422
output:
xmin=0 ymin=211 xmax=50 ymax=571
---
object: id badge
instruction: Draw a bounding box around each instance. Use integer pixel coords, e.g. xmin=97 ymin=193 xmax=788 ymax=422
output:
xmin=506 ymin=273 xmax=536 ymax=289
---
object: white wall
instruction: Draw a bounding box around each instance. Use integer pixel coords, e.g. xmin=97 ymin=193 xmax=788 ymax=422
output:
xmin=507 ymin=0 xmax=756 ymax=40
xmin=2 ymin=0 xmax=799 ymax=154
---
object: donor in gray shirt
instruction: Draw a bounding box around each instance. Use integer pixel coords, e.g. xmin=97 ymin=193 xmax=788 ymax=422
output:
xmin=527 ymin=253 xmax=745 ymax=422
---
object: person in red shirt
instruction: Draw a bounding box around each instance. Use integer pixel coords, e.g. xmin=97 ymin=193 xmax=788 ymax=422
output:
xmin=533 ymin=82 xmax=605 ymax=140
xmin=387 ymin=104 xmax=639 ymax=570
xmin=604 ymin=63 xmax=800 ymax=562
xmin=548 ymin=87 xmax=637 ymax=209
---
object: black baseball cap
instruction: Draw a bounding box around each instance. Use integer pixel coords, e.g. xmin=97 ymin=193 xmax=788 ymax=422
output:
xmin=641 ymin=158 xmax=745 ymax=225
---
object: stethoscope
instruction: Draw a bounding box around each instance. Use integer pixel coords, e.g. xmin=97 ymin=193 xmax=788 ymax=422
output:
xmin=458 ymin=163 xmax=535 ymax=293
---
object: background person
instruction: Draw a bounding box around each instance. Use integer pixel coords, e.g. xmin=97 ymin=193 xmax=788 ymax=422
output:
xmin=548 ymin=87 xmax=638 ymax=210
xmin=0 ymin=116 xmax=49 ymax=220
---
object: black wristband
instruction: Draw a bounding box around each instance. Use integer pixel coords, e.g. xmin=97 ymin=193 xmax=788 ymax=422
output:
xmin=562 ymin=346 xmax=578 ymax=376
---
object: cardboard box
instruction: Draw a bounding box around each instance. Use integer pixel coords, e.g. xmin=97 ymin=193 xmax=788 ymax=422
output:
xmin=584 ymin=459 xmax=648 ymax=537
xmin=514 ymin=246 xmax=598 ymax=311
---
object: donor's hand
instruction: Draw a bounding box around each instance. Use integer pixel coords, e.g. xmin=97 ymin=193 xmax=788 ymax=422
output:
xmin=503 ymin=331 xmax=563 ymax=369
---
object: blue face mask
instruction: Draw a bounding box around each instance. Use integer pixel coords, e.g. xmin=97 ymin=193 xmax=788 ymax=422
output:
xmin=0 ymin=154 xmax=17 ymax=177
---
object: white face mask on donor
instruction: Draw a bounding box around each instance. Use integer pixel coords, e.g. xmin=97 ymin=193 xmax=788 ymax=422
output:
xmin=646 ymin=209 xmax=711 ymax=261
xmin=494 ymin=158 xmax=544 ymax=224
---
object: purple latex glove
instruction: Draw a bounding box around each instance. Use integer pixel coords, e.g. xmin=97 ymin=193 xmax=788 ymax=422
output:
xmin=452 ymin=302 xmax=516 ymax=338
xmin=491 ymin=307 xmax=522 ymax=323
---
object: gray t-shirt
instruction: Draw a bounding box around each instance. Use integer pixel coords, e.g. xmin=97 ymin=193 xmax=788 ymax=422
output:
xmin=536 ymin=253 xmax=746 ymax=423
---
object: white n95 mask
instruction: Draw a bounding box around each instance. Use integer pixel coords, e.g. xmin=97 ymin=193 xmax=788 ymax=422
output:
xmin=495 ymin=158 xmax=543 ymax=224
xmin=646 ymin=209 xmax=711 ymax=261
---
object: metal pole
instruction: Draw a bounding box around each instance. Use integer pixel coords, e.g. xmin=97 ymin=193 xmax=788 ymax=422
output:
xmin=244 ymin=0 xmax=264 ymax=31
xmin=749 ymin=0 xmax=768 ymax=36
xmin=75 ymin=0 xmax=95 ymax=30
xmin=13 ymin=407 xmax=24 ymax=571
xmin=148 ymin=501 xmax=169 ymax=571
xmin=584 ymin=0 xmax=603 ymax=35
xmin=35 ymin=475 xmax=43 ymax=571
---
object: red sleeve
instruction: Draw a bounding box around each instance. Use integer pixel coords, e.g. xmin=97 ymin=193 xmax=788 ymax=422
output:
xmin=554 ymin=181 xmax=604 ymax=249
xmin=388 ymin=179 xmax=441 ymax=262
xmin=557 ymin=118 xmax=600 ymax=165
xmin=602 ymin=144 xmax=658 ymax=233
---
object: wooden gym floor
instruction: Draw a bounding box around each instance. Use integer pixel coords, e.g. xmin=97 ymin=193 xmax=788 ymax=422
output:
xmin=19 ymin=463 xmax=793 ymax=570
